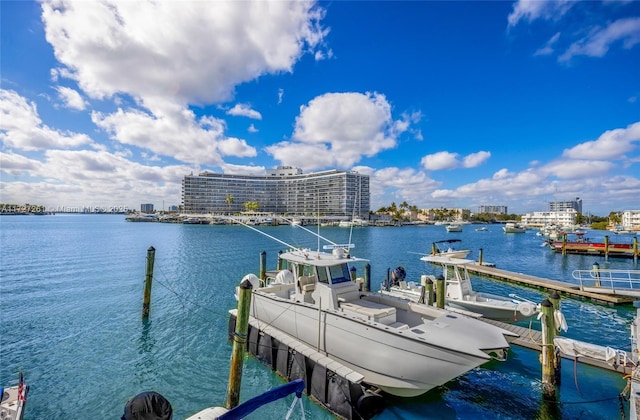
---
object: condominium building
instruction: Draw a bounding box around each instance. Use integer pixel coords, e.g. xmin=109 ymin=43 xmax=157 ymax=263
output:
xmin=181 ymin=166 xmax=370 ymax=217
xmin=621 ymin=210 xmax=640 ymax=231
xmin=520 ymin=209 xmax=578 ymax=228
xmin=550 ymin=197 xmax=582 ymax=213
xmin=478 ymin=205 xmax=507 ymax=215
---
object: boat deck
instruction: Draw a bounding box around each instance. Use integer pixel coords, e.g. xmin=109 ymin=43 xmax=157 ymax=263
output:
xmin=465 ymin=263 xmax=634 ymax=305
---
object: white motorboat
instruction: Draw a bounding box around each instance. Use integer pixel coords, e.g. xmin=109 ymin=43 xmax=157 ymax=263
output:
xmin=236 ymin=242 xmax=517 ymax=398
xmin=1 ymin=373 xmax=28 ymax=420
xmin=426 ymin=239 xmax=471 ymax=260
xmin=445 ymin=223 xmax=463 ymax=232
xmin=503 ymin=222 xmax=526 ymax=233
xmin=421 ymin=256 xmax=539 ymax=323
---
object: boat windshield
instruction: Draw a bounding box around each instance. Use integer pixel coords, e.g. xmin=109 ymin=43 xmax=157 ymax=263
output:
xmin=328 ymin=263 xmax=352 ymax=284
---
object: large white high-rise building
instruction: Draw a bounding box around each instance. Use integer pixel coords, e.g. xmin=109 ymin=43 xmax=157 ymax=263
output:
xmin=182 ymin=167 xmax=370 ymax=217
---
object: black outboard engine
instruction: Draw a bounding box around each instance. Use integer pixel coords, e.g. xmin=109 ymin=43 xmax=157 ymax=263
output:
xmin=390 ymin=266 xmax=406 ymax=287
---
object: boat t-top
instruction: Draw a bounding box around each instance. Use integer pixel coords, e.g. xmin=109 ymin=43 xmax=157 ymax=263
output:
xmin=236 ymin=237 xmax=517 ymax=398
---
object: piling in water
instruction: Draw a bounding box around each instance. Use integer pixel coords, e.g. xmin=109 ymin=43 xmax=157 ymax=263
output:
xmin=540 ymin=299 xmax=557 ymax=399
xmin=226 ymin=279 xmax=252 ymax=409
xmin=364 ymin=263 xmax=371 ymax=292
xmin=548 ymin=291 xmax=562 ymax=385
xmin=478 ymin=248 xmax=483 ymax=266
xmin=142 ymin=246 xmax=155 ymax=319
xmin=259 ymin=250 xmax=266 ymax=281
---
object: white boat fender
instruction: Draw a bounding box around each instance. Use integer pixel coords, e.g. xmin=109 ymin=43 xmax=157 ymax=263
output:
xmin=553 ymin=310 xmax=568 ymax=332
xmin=242 ymin=273 xmax=261 ymax=290
xmin=516 ymin=302 xmax=537 ymax=317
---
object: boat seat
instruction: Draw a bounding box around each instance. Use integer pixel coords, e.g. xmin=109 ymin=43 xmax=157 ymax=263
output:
xmin=340 ymin=299 xmax=397 ymax=324
xmin=298 ymin=275 xmax=316 ymax=293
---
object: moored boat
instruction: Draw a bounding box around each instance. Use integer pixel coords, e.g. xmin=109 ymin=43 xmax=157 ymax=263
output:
xmin=421 ymin=256 xmax=540 ymax=323
xmin=425 ymin=239 xmax=471 ymax=260
xmin=236 ymin=241 xmax=517 ymax=398
xmin=502 ymin=222 xmax=526 ymax=233
xmin=1 ymin=372 xmax=28 ymax=420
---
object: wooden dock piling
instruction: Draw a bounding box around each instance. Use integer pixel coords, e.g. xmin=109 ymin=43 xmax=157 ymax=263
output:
xmin=226 ymin=279 xmax=252 ymax=409
xmin=435 ymin=276 xmax=445 ymax=309
xmin=259 ymin=250 xmax=267 ymax=282
xmin=364 ymin=263 xmax=371 ymax=292
xmin=142 ymin=246 xmax=155 ymax=319
xmin=540 ymin=299 xmax=557 ymax=399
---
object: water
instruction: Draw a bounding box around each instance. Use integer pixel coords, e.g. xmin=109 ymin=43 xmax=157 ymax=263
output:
xmin=1 ymin=216 xmax=636 ymax=419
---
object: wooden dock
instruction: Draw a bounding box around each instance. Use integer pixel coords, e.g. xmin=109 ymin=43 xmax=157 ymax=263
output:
xmin=481 ymin=318 xmax=634 ymax=375
xmin=466 ymin=263 xmax=635 ymax=305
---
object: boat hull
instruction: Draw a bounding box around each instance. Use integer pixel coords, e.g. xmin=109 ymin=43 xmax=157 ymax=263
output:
xmin=249 ymin=291 xmax=504 ymax=397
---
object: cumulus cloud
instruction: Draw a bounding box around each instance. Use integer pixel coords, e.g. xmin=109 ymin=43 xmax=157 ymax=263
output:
xmin=227 ymin=104 xmax=262 ymax=120
xmin=92 ymin=104 xmax=256 ymax=166
xmin=55 ymin=86 xmax=87 ymax=110
xmin=41 ymin=0 xmax=328 ymax=108
xmin=562 ymin=121 xmax=640 ymax=160
xmin=266 ymin=92 xmax=408 ymax=170
xmin=0 ymin=89 xmax=93 ymax=151
xmin=35 ymin=0 xmax=326 ymax=176
xmin=462 ymin=151 xmax=491 ymax=168
xmin=421 ymin=150 xmax=489 ymax=171
xmin=534 ymin=32 xmax=561 ymax=56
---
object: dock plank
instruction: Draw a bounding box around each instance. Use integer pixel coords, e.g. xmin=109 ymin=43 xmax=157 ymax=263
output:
xmin=481 ymin=318 xmax=634 ymax=375
xmin=467 ymin=264 xmax=634 ymax=305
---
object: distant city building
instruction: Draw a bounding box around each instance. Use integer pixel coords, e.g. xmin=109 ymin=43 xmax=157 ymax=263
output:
xmin=478 ymin=205 xmax=507 ymax=215
xmin=168 ymin=205 xmax=179 ymax=212
xmin=550 ymin=197 xmax=582 ymax=214
xmin=181 ymin=166 xmax=370 ymax=217
xmin=141 ymin=203 xmax=154 ymax=213
xmin=521 ymin=209 xmax=578 ymax=227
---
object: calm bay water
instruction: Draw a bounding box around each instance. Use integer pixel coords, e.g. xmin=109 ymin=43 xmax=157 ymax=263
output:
xmin=1 ymin=215 xmax=637 ymax=419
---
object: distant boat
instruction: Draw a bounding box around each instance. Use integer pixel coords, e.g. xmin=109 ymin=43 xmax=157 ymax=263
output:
xmin=445 ymin=223 xmax=463 ymax=232
xmin=426 ymin=239 xmax=471 ymax=260
xmin=502 ymin=222 xmax=526 ymax=233
xmin=475 ymin=227 xmax=488 ymax=232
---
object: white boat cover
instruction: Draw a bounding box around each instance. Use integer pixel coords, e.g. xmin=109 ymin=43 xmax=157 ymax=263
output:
xmin=554 ymin=336 xmax=628 ymax=366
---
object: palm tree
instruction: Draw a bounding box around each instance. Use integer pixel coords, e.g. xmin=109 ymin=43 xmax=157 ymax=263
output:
xmin=225 ymin=194 xmax=234 ymax=215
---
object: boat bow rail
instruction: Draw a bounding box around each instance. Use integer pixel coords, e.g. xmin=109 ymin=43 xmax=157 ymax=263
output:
xmin=572 ymin=268 xmax=640 ymax=297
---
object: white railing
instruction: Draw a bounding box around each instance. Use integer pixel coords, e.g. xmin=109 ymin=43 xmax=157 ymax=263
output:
xmin=572 ymin=269 xmax=640 ymax=295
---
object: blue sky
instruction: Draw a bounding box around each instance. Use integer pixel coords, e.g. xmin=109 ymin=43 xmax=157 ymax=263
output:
xmin=1 ymin=0 xmax=639 ymax=215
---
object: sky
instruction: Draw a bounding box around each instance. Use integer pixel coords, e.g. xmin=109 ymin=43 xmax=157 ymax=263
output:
xmin=1 ymin=0 xmax=639 ymax=216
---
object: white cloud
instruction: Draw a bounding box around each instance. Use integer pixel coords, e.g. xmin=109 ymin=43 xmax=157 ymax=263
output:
xmin=462 ymin=151 xmax=491 ymax=168
xmin=248 ymin=124 xmax=259 ymax=133
xmin=559 ymin=17 xmax=640 ymax=62
xmin=534 ymin=32 xmax=561 ymax=56
xmin=0 ymin=89 xmax=93 ymax=151
xmin=92 ymin=104 xmax=256 ymax=166
xmin=421 ymin=151 xmax=459 ymax=171
xmin=55 ymin=86 xmax=87 ymax=110
xmin=507 ymin=0 xmax=575 ymax=28
xmin=266 ymin=92 xmax=406 ymax=170
xmin=41 ymin=0 xmax=328 ymax=108
xmin=227 ymin=104 xmax=262 ymax=120
xmin=562 ymin=121 xmax=640 ymax=160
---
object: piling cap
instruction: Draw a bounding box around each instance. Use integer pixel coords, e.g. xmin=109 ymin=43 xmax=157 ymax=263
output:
xmin=549 ymin=291 xmax=560 ymax=299
xmin=540 ymin=299 xmax=553 ymax=308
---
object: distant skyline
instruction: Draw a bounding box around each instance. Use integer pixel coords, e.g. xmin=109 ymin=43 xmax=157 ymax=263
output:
xmin=1 ymin=1 xmax=639 ymax=216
